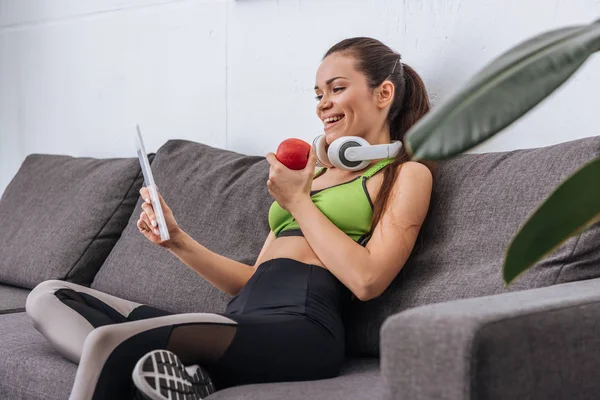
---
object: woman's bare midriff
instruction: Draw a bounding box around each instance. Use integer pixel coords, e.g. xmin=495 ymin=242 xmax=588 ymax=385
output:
xmin=261 ymin=236 xmax=327 ymax=268
xmin=256 ymin=163 xmax=388 ymax=270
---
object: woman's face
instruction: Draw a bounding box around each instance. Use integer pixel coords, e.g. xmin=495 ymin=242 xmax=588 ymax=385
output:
xmin=314 ymin=53 xmax=381 ymax=145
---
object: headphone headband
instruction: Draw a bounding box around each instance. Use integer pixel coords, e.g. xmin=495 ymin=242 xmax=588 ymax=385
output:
xmin=345 ymin=140 xmax=402 ymax=162
xmin=313 ymin=135 xmax=403 ymax=171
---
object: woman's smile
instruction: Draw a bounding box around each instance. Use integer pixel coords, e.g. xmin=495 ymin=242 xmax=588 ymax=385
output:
xmin=323 ymin=114 xmax=345 ymax=131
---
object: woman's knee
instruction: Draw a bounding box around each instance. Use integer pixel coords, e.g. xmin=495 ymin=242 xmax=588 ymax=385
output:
xmin=25 ymin=279 xmax=81 ymax=318
xmin=84 ymin=325 xmax=115 ymax=351
xmin=26 ymin=280 xmax=60 ymax=313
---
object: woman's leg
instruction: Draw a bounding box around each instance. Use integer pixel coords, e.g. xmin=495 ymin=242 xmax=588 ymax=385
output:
xmin=68 ymin=312 xmax=343 ymax=400
xmin=62 ymin=257 xmax=346 ymax=399
xmin=68 ymin=313 xmax=238 ymax=400
xmin=26 ymin=279 xmax=170 ymax=364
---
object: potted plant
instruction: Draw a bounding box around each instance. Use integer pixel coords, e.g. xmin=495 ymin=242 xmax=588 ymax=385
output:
xmin=403 ymin=18 xmax=600 ymax=284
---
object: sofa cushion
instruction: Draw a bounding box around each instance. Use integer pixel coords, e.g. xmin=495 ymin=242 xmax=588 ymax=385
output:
xmin=346 ymin=135 xmax=600 ymax=356
xmin=0 ymin=313 xmax=76 ymax=400
xmin=0 ymin=284 xmax=30 ymax=314
xmin=208 ymin=357 xmax=381 ymax=400
xmin=91 ymin=140 xmax=272 ymax=314
xmin=0 ymin=313 xmax=379 ymax=400
xmin=0 ymin=154 xmax=147 ymax=288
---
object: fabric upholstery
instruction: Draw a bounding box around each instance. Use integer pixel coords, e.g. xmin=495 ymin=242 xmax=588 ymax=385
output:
xmin=2 ymin=136 xmax=600 ymax=399
xmin=0 ymin=154 xmax=147 ymax=288
xmin=209 ymin=357 xmax=381 ymax=400
xmin=0 ymin=284 xmax=30 ymax=314
xmin=91 ymin=140 xmax=273 ymax=314
xmin=346 ymin=135 xmax=600 ymax=356
xmin=0 ymin=312 xmax=76 ymax=400
xmin=380 ymin=276 xmax=600 ymax=400
xmin=91 ymin=136 xmax=600 ymax=358
xmin=0 ymin=312 xmax=379 ymax=400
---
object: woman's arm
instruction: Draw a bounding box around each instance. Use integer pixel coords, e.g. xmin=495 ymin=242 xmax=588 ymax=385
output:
xmin=166 ymin=230 xmax=259 ymax=297
xmin=139 ymin=186 xmax=272 ymax=297
xmin=291 ymin=161 xmax=432 ymax=301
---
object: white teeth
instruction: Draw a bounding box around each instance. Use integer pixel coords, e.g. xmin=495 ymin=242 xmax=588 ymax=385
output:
xmin=324 ymin=115 xmax=344 ymax=123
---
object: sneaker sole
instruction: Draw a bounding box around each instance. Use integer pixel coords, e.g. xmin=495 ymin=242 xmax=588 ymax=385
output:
xmin=132 ymin=349 xmax=216 ymax=400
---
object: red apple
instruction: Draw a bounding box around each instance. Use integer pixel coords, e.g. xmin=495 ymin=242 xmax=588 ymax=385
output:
xmin=276 ymin=138 xmax=311 ymax=170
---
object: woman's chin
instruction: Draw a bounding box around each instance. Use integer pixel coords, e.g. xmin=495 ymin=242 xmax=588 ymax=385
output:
xmin=325 ymin=130 xmax=347 ymax=145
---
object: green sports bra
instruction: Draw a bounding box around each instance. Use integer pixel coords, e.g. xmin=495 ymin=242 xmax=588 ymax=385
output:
xmin=268 ymin=157 xmax=396 ymax=247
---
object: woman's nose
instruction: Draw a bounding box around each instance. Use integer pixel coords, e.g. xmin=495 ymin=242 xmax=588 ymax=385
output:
xmin=318 ymin=96 xmax=332 ymax=111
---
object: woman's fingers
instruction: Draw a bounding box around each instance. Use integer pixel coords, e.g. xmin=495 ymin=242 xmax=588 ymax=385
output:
xmin=137 ymin=214 xmax=151 ymax=234
xmin=141 ymin=202 xmax=156 ymax=227
xmin=139 ymin=187 xmax=155 ymax=211
xmin=138 ymin=186 xmax=174 ymax=240
xmin=139 ymin=187 xmax=150 ymax=203
xmin=139 ymin=186 xmax=167 ymax=223
xmin=140 ymin=210 xmax=160 ymax=236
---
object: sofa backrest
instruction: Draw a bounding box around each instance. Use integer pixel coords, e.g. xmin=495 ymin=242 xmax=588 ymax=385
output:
xmin=91 ymin=136 xmax=600 ymax=359
xmin=346 ymin=135 xmax=600 ymax=356
xmin=91 ymin=140 xmax=272 ymax=313
xmin=0 ymin=154 xmax=146 ymax=288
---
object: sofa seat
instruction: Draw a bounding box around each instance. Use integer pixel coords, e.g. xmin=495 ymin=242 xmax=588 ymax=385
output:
xmin=0 ymin=313 xmax=76 ymax=400
xmin=0 ymin=284 xmax=31 ymax=314
xmin=208 ymin=357 xmax=382 ymax=400
xmin=0 ymin=312 xmax=382 ymax=400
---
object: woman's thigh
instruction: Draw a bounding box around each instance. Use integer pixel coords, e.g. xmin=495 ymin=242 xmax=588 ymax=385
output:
xmin=70 ymin=313 xmax=238 ymax=400
xmin=26 ymin=279 xmax=170 ymax=364
xmin=69 ymin=311 xmax=344 ymax=399
xmin=26 ymin=280 xmax=145 ymax=325
xmin=211 ymin=313 xmax=345 ymax=389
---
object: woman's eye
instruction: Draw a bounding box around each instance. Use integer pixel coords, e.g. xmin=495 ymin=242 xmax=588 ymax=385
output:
xmin=315 ymin=87 xmax=344 ymax=101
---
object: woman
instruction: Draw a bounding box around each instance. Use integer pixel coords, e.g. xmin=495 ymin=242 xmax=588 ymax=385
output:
xmin=25 ymin=37 xmax=434 ymax=400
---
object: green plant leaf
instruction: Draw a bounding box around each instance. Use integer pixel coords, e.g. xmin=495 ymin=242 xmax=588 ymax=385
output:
xmin=404 ymin=19 xmax=600 ymax=160
xmin=503 ymin=156 xmax=600 ymax=284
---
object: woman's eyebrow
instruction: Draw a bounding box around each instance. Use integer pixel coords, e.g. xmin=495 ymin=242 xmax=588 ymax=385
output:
xmin=314 ymin=76 xmax=347 ymax=90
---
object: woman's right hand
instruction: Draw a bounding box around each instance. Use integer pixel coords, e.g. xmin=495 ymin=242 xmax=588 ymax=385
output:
xmin=137 ymin=186 xmax=181 ymax=248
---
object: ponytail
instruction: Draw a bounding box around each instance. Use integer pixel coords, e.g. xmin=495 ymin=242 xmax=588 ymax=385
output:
xmin=391 ymin=63 xmax=431 ymax=140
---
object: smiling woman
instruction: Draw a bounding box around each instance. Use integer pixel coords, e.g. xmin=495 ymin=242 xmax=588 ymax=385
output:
xmin=259 ymin=38 xmax=435 ymax=275
xmin=25 ymin=37 xmax=435 ymax=400
xmin=312 ymin=39 xmax=433 ymax=235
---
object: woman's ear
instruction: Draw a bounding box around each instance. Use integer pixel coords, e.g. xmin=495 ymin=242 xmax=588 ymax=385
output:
xmin=375 ymin=80 xmax=395 ymax=109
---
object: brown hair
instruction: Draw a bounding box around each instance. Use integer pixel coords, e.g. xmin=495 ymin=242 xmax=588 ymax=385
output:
xmin=323 ymin=37 xmax=434 ymax=242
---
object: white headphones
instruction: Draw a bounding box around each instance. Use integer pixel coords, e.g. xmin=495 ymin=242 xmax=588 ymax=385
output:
xmin=312 ymin=134 xmax=403 ymax=171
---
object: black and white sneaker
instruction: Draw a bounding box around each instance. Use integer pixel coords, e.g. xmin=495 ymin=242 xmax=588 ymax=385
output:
xmin=132 ymin=349 xmax=216 ymax=400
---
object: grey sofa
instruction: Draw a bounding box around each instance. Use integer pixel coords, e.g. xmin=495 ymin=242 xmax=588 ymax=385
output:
xmin=1 ymin=135 xmax=599 ymax=400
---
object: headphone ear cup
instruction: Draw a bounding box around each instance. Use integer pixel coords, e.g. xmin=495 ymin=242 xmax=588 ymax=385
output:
xmin=313 ymin=135 xmax=333 ymax=168
xmin=327 ymin=136 xmax=370 ymax=171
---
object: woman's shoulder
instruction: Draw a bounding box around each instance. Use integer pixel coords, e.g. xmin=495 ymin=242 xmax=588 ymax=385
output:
xmin=390 ymin=161 xmax=434 ymax=196
xmin=381 ymin=161 xmax=433 ymax=221
xmin=396 ymin=160 xmax=434 ymax=181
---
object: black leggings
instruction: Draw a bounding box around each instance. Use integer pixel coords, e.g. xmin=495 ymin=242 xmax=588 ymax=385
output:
xmin=25 ymin=258 xmax=352 ymax=400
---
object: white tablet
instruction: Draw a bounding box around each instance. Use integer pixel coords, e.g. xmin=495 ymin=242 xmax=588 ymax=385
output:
xmin=135 ymin=125 xmax=170 ymax=241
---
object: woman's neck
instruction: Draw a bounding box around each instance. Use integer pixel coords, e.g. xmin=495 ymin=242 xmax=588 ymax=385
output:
xmin=318 ymin=159 xmax=380 ymax=180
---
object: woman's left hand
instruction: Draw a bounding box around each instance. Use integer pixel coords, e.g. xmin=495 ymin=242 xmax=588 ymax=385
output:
xmin=265 ymin=146 xmax=318 ymax=213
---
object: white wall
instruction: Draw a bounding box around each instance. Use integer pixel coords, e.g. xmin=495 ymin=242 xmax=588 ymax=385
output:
xmin=1 ymin=0 xmax=599 ymax=196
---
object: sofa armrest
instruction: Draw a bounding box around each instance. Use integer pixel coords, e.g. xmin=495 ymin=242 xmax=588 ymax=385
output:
xmin=380 ymin=277 xmax=600 ymax=400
